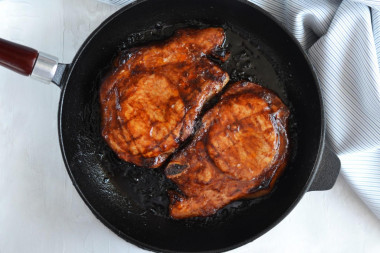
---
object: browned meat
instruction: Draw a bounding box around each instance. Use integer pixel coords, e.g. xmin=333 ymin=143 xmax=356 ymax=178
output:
xmin=165 ymin=81 xmax=290 ymax=219
xmin=100 ymin=28 xmax=229 ymax=168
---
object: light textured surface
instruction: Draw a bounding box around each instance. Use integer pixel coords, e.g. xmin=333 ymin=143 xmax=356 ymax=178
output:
xmin=0 ymin=0 xmax=380 ymax=252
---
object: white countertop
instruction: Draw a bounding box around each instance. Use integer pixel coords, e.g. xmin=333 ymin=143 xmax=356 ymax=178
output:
xmin=0 ymin=0 xmax=380 ymax=252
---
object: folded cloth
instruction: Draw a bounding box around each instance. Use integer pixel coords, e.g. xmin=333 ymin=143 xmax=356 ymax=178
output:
xmin=98 ymin=0 xmax=380 ymax=219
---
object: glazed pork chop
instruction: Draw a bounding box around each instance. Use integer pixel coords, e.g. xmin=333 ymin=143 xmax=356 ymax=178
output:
xmin=165 ymin=81 xmax=290 ymax=219
xmin=100 ymin=28 xmax=229 ymax=168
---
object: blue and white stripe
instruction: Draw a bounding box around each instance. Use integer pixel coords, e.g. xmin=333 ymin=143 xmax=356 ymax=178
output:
xmin=98 ymin=0 xmax=380 ymax=219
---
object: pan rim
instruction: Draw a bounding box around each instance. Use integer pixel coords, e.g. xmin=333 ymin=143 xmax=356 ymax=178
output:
xmin=57 ymin=0 xmax=325 ymax=252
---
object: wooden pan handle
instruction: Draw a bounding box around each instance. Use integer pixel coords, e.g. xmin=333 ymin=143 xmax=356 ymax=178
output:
xmin=0 ymin=38 xmax=39 ymax=76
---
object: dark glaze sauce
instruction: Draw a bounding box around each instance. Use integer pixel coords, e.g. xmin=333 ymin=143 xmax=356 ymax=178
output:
xmin=100 ymin=28 xmax=228 ymax=168
xmin=84 ymin=21 xmax=298 ymax=223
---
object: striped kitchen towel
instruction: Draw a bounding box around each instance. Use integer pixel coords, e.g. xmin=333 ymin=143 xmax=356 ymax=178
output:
xmin=98 ymin=0 xmax=380 ymax=219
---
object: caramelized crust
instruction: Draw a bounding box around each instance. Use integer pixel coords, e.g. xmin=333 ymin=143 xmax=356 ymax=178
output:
xmin=165 ymin=81 xmax=289 ymax=219
xmin=100 ymin=28 xmax=229 ymax=168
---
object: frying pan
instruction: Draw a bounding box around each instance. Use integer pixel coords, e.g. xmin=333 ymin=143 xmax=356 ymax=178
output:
xmin=0 ymin=0 xmax=341 ymax=252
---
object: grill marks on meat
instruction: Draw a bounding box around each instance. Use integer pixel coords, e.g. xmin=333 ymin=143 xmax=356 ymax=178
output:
xmin=100 ymin=28 xmax=290 ymax=219
xmin=165 ymin=81 xmax=289 ymax=219
xmin=100 ymin=28 xmax=229 ymax=168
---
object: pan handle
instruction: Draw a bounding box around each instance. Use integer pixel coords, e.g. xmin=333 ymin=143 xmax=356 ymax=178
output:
xmin=308 ymin=144 xmax=341 ymax=191
xmin=0 ymin=38 xmax=59 ymax=84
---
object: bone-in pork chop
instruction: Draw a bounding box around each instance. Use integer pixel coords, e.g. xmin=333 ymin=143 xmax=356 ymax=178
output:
xmin=100 ymin=28 xmax=229 ymax=168
xmin=165 ymin=81 xmax=289 ymax=219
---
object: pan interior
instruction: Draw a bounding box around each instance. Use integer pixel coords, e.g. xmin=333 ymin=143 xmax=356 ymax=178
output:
xmin=59 ymin=0 xmax=322 ymax=252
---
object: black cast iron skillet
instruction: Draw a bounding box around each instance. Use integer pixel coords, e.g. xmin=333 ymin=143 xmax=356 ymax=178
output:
xmin=0 ymin=0 xmax=340 ymax=252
